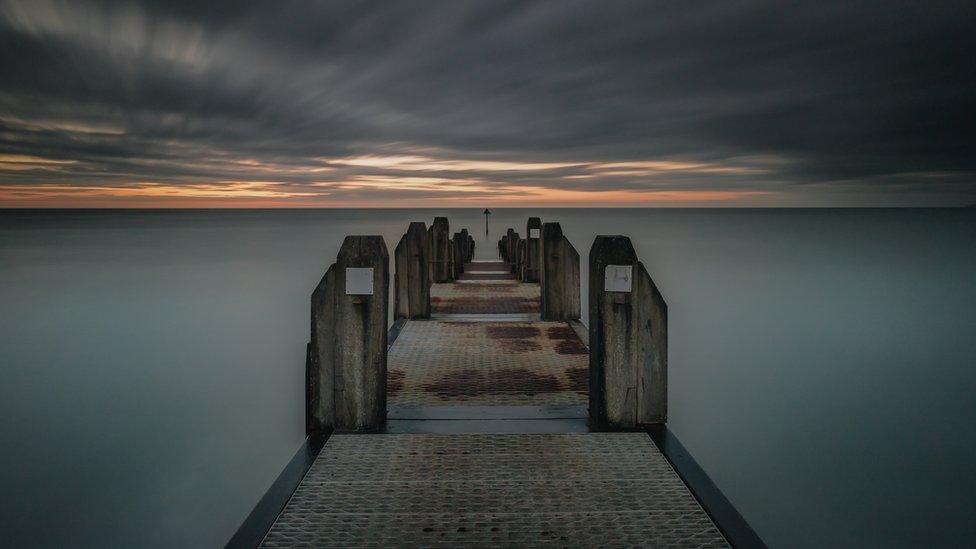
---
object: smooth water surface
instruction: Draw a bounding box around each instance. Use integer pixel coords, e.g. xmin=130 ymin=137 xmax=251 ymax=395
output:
xmin=1 ymin=208 xmax=974 ymax=547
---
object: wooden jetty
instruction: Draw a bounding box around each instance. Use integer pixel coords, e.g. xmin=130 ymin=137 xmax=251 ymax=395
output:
xmin=230 ymin=217 xmax=764 ymax=548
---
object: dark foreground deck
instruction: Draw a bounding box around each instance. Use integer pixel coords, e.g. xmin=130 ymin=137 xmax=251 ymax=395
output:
xmin=262 ymin=433 xmax=726 ymax=548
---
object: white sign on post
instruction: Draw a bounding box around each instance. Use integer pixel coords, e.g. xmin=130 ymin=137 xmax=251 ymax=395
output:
xmin=604 ymin=265 xmax=633 ymax=292
xmin=345 ymin=267 xmax=374 ymax=295
xmin=529 ymin=228 xmax=540 ymax=238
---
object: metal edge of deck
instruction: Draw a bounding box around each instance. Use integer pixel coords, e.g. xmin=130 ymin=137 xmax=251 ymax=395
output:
xmin=645 ymin=425 xmax=768 ymax=549
xmin=565 ymin=324 xmax=765 ymax=547
xmin=225 ymin=318 xmax=411 ymax=549
xmin=224 ymin=432 xmax=329 ymax=549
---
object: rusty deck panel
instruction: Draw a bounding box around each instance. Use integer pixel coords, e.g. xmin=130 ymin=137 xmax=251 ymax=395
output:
xmin=388 ymin=320 xmax=588 ymax=406
xmin=430 ymin=281 xmax=539 ymax=314
xmin=261 ymin=433 xmax=729 ymax=548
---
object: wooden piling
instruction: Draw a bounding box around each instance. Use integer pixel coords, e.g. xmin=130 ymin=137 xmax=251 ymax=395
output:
xmin=429 ymin=217 xmax=452 ymax=283
xmin=588 ymin=235 xmax=667 ymax=429
xmin=508 ymin=232 xmax=520 ymax=273
xmin=540 ymin=222 xmax=581 ymax=321
xmin=394 ymin=222 xmax=430 ymax=320
xmin=516 ymin=238 xmax=526 ymax=280
xmin=460 ymin=229 xmax=471 ymax=262
xmin=307 ymin=236 xmax=389 ymax=434
xmin=452 ymin=232 xmax=464 ymax=278
xmin=524 ymin=217 xmax=542 ymax=282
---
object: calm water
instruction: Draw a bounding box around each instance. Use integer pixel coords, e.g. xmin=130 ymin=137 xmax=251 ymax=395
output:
xmin=1 ymin=208 xmax=974 ymax=547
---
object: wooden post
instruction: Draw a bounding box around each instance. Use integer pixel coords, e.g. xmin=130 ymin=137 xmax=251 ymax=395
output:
xmin=460 ymin=229 xmax=470 ymax=262
xmin=430 ymin=217 xmax=452 ymax=283
xmin=452 ymin=232 xmax=464 ymax=278
xmin=588 ymin=235 xmax=667 ymax=430
xmin=307 ymin=235 xmax=389 ymax=434
xmin=517 ymin=238 xmax=526 ymax=280
xmin=540 ymin=222 xmax=581 ymax=321
xmin=394 ymin=222 xmax=430 ymax=320
xmin=455 ymin=232 xmax=466 ymax=275
xmin=499 ymin=235 xmax=508 ymax=261
xmin=508 ymin=232 xmax=520 ymax=273
xmin=563 ymin=236 xmax=581 ymax=319
xmin=524 ymin=217 xmax=542 ymax=282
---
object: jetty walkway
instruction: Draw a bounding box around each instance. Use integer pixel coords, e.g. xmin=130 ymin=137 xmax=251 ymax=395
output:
xmin=231 ymin=217 xmax=762 ymax=548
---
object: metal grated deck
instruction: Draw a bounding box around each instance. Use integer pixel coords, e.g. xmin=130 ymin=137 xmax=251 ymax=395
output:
xmin=261 ymin=433 xmax=729 ymax=548
xmin=255 ymin=258 xmax=732 ymax=548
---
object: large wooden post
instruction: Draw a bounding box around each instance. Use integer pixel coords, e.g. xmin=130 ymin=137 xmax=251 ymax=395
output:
xmin=505 ymin=228 xmax=515 ymax=263
xmin=524 ymin=217 xmax=542 ymax=282
xmin=508 ymin=232 xmax=520 ymax=273
xmin=452 ymin=232 xmax=465 ymax=278
xmin=588 ymin=236 xmax=667 ymax=430
xmin=460 ymin=228 xmax=471 ymax=262
xmin=516 ymin=238 xmax=526 ymax=280
xmin=540 ymin=222 xmax=581 ymax=321
xmin=394 ymin=222 xmax=430 ymax=320
xmin=429 ymin=217 xmax=452 ymax=283
xmin=307 ymin=236 xmax=389 ymax=434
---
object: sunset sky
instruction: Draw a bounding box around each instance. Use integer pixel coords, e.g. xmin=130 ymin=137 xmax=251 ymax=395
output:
xmin=1 ymin=0 xmax=974 ymax=207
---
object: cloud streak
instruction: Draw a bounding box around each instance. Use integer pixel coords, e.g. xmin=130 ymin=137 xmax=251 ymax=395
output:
xmin=0 ymin=0 xmax=974 ymax=206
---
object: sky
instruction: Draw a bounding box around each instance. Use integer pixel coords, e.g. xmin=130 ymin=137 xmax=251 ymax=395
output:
xmin=0 ymin=0 xmax=974 ymax=207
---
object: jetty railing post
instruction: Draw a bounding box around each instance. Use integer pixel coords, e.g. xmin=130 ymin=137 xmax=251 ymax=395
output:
xmin=429 ymin=217 xmax=452 ymax=283
xmin=499 ymin=235 xmax=508 ymax=261
xmin=505 ymin=228 xmax=515 ymax=263
xmin=524 ymin=217 xmax=542 ymax=282
xmin=540 ymin=222 xmax=581 ymax=321
xmin=460 ymin=229 xmax=470 ymax=263
xmin=508 ymin=232 xmax=520 ymax=273
xmin=588 ymin=235 xmax=667 ymax=429
xmin=563 ymin=236 xmax=581 ymax=319
xmin=517 ymin=238 xmax=526 ymax=281
xmin=394 ymin=222 xmax=430 ymax=320
xmin=452 ymin=232 xmax=465 ymax=278
xmin=307 ymin=235 xmax=389 ymax=434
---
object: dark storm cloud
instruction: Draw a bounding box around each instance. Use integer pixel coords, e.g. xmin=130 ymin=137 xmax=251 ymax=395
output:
xmin=1 ymin=0 xmax=974 ymax=205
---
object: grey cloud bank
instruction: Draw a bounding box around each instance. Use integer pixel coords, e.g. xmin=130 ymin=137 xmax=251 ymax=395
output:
xmin=1 ymin=0 xmax=974 ymax=205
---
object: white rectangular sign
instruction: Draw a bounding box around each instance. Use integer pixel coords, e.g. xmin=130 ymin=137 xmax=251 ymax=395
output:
xmin=604 ymin=265 xmax=633 ymax=292
xmin=529 ymin=228 xmax=541 ymax=238
xmin=345 ymin=267 xmax=374 ymax=295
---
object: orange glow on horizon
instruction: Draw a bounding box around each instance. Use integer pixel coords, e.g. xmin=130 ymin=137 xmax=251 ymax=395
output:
xmin=0 ymin=179 xmax=772 ymax=208
xmin=0 ymin=151 xmax=784 ymax=207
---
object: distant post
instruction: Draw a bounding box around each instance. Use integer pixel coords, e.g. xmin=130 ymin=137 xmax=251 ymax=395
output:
xmin=429 ymin=217 xmax=452 ymax=283
xmin=524 ymin=217 xmax=541 ymax=282
xmin=508 ymin=232 xmax=520 ymax=273
xmin=460 ymin=228 xmax=470 ymax=263
xmin=394 ymin=222 xmax=430 ymax=320
xmin=539 ymin=222 xmax=581 ymax=320
xmin=307 ymin=236 xmax=389 ymax=434
xmin=505 ymin=228 xmax=515 ymax=263
xmin=483 ymin=208 xmax=492 ymax=238
xmin=452 ymin=232 xmax=464 ymax=278
xmin=588 ymin=236 xmax=667 ymax=429
xmin=516 ymin=238 xmax=526 ymax=280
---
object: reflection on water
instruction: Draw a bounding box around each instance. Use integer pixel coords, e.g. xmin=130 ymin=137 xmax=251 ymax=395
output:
xmin=1 ymin=208 xmax=974 ymax=547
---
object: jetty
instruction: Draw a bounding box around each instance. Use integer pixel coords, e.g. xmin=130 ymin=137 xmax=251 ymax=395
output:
xmin=229 ymin=216 xmax=764 ymax=548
